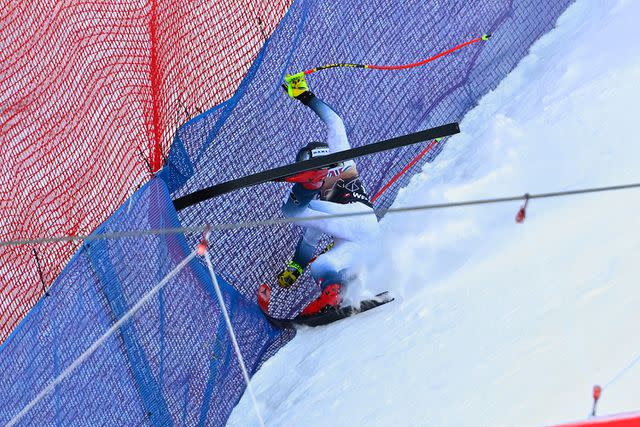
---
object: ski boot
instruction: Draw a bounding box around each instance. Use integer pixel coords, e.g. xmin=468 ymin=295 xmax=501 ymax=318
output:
xmin=277 ymin=261 xmax=304 ymax=288
xmin=299 ymin=283 xmax=342 ymax=317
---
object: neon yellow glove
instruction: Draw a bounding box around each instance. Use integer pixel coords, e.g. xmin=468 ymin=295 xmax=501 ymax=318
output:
xmin=285 ymin=72 xmax=309 ymax=98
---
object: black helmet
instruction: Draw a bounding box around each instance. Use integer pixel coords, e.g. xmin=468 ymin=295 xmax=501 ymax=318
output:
xmin=296 ymin=141 xmax=329 ymax=162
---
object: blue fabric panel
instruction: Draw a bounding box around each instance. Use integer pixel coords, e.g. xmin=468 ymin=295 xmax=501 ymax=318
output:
xmin=85 ymin=237 xmax=173 ymax=426
xmin=0 ymin=178 xmax=284 ymax=426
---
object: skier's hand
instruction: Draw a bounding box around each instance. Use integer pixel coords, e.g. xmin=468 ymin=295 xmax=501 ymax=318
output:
xmin=284 ymin=72 xmax=309 ymax=99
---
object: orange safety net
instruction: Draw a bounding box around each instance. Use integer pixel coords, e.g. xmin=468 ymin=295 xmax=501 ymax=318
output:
xmin=0 ymin=0 xmax=292 ymax=343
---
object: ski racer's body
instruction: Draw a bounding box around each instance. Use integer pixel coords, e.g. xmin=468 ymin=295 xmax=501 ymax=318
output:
xmin=279 ymin=73 xmax=379 ymax=315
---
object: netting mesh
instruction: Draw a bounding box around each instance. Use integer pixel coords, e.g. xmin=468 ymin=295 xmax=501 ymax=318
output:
xmin=0 ymin=178 xmax=287 ymax=426
xmin=0 ymin=0 xmax=292 ymax=343
xmin=161 ymin=0 xmax=574 ymax=318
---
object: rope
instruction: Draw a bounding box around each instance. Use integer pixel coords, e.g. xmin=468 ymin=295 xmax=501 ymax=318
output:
xmin=2 ymin=182 xmax=639 ymax=248
xmin=203 ymin=248 xmax=266 ymax=427
xmin=6 ymin=247 xmax=198 ymax=427
xmin=603 ymin=353 xmax=640 ymax=390
xmin=31 ymin=247 xmax=49 ymax=297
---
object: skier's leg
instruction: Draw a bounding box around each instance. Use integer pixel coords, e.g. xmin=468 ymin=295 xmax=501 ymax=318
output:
xmin=298 ymin=241 xmax=354 ymax=316
xmin=309 ymin=241 xmax=348 ymax=285
xmin=285 ymin=198 xmax=379 ymax=242
xmin=292 ymin=228 xmax=323 ymax=268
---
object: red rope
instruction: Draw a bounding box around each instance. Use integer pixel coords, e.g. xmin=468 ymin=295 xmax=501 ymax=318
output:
xmin=371 ymin=138 xmax=440 ymax=203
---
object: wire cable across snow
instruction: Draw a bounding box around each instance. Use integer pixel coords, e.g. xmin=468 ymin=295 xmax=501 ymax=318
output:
xmin=3 ymin=182 xmax=639 ymax=248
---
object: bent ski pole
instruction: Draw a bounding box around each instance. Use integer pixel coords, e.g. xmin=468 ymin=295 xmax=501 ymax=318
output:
xmin=290 ymin=33 xmax=491 ymax=78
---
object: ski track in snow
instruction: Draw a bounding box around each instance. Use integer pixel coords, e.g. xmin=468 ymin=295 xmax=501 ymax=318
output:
xmin=229 ymin=1 xmax=640 ymax=426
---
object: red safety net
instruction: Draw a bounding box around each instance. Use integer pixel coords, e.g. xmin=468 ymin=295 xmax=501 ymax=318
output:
xmin=0 ymin=0 xmax=292 ymax=343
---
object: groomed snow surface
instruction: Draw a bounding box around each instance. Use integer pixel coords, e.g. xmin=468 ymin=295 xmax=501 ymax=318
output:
xmin=229 ymin=1 xmax=640 ymax=426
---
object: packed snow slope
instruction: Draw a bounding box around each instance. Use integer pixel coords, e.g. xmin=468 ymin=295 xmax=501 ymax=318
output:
xmin=229 ymin=1 xmax=640 ymax=426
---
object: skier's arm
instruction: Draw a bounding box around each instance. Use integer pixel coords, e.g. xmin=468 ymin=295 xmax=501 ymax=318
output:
xmin=284 ymin=72 xmax=352 ymax=154
xmin=283 ymin=197 xmax=378 ymax=243
xmin=303 ymin=94 xmax=351 ymax=153
xmin=281 ymin=182 xmax=373 ymax=244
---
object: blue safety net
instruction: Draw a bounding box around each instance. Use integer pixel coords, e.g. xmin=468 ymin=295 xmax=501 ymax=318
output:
xmin=0 ymin=178 xmax=287 ymax=426
xmin=1 ymin=1 xmax=574 ymax=426
xmin=160 ymin=0 xmax=574 ymax=318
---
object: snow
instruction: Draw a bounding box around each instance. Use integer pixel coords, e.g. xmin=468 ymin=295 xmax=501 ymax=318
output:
xmin=229 ymin=1 xmax=640 ymax=426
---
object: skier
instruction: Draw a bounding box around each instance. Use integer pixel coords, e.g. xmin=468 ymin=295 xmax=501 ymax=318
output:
xmin=278 ymin=72 xmax=379 ymax=316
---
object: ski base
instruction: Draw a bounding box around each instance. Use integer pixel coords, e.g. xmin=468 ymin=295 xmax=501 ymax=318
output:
xmin=261 ymin=290 xmax=393 ymax=329
xmin=173 ymin=122 xmax=460 ymax=210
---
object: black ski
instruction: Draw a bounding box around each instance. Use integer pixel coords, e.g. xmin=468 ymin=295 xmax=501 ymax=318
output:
xmin=264 ymin=292 xmax=394 ymax=329
xmin=173 ymin=122 xmax=460 ymax=210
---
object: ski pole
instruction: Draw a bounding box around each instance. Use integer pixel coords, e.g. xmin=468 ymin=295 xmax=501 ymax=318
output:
xmin=371 ymin=138 xmax=442 ymax=203
xmin=294 ymin=33 xmax=490 ymax=77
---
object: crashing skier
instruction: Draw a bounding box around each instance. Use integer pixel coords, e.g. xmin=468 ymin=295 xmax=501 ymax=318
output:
xmin=274 ymin=72 xmax=381 ymax=317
